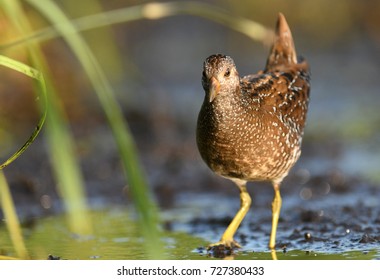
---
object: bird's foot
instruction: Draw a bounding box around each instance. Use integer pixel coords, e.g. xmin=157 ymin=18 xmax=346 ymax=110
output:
xmin=207 ymin=239 xmax=241 ymax=250
xmin=206 ymin=240 xmax=241 ymax=258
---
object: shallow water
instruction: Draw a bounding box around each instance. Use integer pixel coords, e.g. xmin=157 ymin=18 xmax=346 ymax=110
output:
xmin=0 ymin=207 xmax=201 ymax=260
xmin=1 ymin=188 xmax=379 ymax=260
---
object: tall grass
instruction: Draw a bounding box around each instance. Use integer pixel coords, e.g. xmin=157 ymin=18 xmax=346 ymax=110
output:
xmin=1 ymin=1 xmax=273 ymax=51
xmin=0 ymin=1 xmax=271 ymax=259
xmin=0 ymin=53 xmax=47 ymax=259
xmin=0 ymin=171 xmax=28 ymax=258
xmin=0 ymin=0 xmax=93 ymax=237
xmin=26 ymin=0 xmax=164 ymax=258
xmin=0 ymin=54 xmax=47 ymax=170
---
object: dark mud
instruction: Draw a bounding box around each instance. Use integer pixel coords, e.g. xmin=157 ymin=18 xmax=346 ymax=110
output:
xmin=164 ymin=173 xmax=380 ymax=259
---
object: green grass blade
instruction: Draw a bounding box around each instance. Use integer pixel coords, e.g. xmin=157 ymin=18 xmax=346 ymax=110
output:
xmin=0 ymin=171 xmax=29 ymax=259
xmin=0 ymin=52 xmax=47 ymax=260
xmin=0 ymin=1 xmax=272 ymax=51
xmin=59 ymin=0 xmax=125 ymax=82
xmin=0 ymin=55 xmax=47 ymax=170
xmin=25 ymin=0 xmax=163 ymax=258
xmin=0 ymin=0 xmax=93 ymax=235
xmin=45 ymin=92 xmax=93 ymax=235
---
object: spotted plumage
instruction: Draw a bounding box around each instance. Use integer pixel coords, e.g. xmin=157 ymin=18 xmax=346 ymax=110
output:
xmin=196 ymin=13 xmax=310 ymax=251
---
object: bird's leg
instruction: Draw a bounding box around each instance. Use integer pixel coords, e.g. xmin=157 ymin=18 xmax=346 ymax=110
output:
xmin=208 ymin=181 xmax=251 ymax=249
xmin=269 ymin=183 xmax=282 ymax=249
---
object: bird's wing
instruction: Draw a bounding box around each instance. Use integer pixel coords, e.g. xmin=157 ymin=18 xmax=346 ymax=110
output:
xmin=240 ymin=12 xmax=310 ymax=128
xmin=240 ymin=61 xmax=310 ymax=128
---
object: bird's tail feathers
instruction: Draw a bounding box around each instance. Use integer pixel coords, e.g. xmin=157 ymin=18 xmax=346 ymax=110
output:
xmin=265 ymin=13 xmax=298 ymax=71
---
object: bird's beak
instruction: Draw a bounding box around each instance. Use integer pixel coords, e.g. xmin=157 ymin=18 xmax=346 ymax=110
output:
xmin=209 ymin=76 xmax=220 ymax=102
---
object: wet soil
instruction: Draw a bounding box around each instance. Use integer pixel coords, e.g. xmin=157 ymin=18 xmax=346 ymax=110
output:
xmin=170 ymin=180 xmax=380 ymax=259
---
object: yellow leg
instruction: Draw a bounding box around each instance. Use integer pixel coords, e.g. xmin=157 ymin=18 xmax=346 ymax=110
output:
xmin=271 ymin=249 xmax=278 ymax=260
xmin=208 ymin=181 xmax=251 ymax=249
xmin=269 ymin=183 xmax=282 ymax=249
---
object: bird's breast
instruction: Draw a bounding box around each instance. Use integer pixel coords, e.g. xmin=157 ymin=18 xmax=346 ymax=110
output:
xmin=196 ymin=99 xmax=302 ymax=181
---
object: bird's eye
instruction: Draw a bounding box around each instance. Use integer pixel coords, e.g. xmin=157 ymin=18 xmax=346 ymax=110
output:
xmin=224 ymin=69 xmax=231 ymax=77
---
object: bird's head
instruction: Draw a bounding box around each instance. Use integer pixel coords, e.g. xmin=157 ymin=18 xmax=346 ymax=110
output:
xmin=202 ymin=54 xmax=239 ymax=102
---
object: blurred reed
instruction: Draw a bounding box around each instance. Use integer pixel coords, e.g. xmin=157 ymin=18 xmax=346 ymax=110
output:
xmin=0 ymin=1 xmax=272 ymax=259
xmin=0 ymin=53 xmax=47 ymax=259
xmin=1 ymin=1 xmax=273 ymax=51
xmin=0 ymin=171 xmax=28 ymax=258
xmin=0 ymin=0 xmax=93 ymax=237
